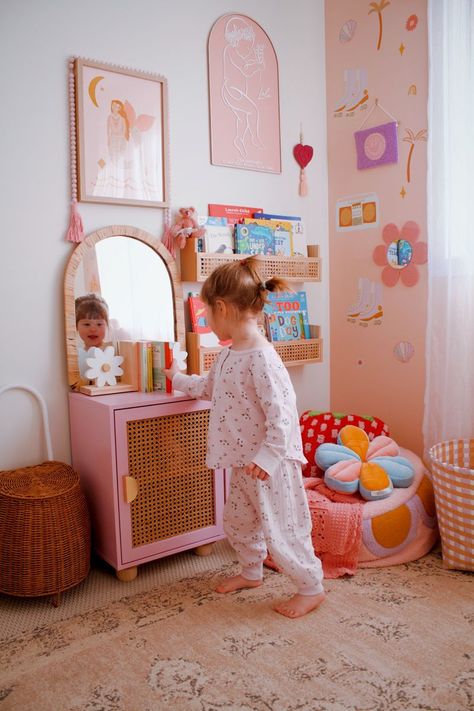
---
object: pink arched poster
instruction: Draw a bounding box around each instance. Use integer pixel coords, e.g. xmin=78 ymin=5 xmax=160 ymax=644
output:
xmin=208 ymin=14 xmax=281 ymax=174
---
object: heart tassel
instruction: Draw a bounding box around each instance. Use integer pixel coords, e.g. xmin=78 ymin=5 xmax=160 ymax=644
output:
xmin=293 ymin=126 xmax=314 ymax=198
xmin=299 ymin=169 xmax=308 ymax=197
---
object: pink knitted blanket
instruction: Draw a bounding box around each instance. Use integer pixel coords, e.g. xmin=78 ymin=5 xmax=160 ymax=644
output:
xmin=265 ymin=477 xmax=364 ymax=579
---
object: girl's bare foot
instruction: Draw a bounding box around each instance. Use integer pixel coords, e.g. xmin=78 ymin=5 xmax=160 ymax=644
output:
xmin=215 ymin=574 xmax=263 ymax=594
xmin=273 ymin=591 xmax=326 ymax=619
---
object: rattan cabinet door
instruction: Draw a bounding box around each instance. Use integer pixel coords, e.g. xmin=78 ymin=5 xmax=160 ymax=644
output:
xmin=114 ymin=400 xmax=225 ymax=565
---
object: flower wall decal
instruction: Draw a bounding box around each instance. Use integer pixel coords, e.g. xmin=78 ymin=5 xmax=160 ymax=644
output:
xmin=406 ymin=14 xmax=418 ymax=31
xmin=373 ymin=221 xmax=427 ymax=286
xmin=85 ymin=345 xmax=124 ymax=387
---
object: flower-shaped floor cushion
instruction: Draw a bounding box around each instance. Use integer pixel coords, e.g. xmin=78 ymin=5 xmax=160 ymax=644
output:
xmin=315 ymin=425 xmax=415 ymax=501
xmin=295 ymin=413 xmax=438 ymax=573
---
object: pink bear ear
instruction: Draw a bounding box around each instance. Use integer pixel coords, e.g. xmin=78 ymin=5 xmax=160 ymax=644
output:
xmin=367 ymin=435 xmax=399 ymax=459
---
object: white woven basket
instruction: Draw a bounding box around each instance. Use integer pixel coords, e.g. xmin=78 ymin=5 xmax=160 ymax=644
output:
xmin=428 ymin=439 xmax=474 ymax=571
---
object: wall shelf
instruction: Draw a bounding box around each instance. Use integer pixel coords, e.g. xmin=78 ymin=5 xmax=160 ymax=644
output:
xmin=180 ymin=240 xmax=321 ymax=283
xmin=186 ymin=327 xmax=322 ymax=375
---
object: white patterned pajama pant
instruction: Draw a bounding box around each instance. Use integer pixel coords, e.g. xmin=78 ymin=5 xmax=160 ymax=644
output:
xmin=224 ymin=460 xmax=324 ymax=596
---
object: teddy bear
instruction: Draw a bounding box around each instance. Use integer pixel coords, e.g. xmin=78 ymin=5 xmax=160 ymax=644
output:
xmin=169 ymin=207 xmax=205 ymax=250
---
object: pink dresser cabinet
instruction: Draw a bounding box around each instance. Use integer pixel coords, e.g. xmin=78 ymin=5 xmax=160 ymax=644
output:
xmin=69 ymin=391 xmax=226 ymax=580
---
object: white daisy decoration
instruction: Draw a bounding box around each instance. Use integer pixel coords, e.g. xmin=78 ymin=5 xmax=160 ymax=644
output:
xmin=85 ymin=346 xmax=124 ymax=387
xmin=171 ymin=342 xmax=188 ymax=370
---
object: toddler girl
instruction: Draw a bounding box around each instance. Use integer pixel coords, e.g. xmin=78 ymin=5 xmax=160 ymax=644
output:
xmin=164 ymin=257 xmax=325 ymax=618
xmin=75 ymin=293 xmax=109 ymax=377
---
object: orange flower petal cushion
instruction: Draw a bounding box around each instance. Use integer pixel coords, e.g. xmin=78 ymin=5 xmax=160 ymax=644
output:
xmin=338 ymin=425 xmax=370 ymax=460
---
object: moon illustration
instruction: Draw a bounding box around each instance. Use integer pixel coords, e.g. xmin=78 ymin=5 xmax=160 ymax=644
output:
xmin=88 ymin=75 xmax=104 ymax=107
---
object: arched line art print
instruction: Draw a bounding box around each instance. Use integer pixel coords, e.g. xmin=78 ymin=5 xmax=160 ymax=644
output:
xmin=208 ymin=14 xmax=281 ymax=174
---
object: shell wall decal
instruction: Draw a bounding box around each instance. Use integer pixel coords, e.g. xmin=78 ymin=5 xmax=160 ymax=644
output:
xmin=393 ymin=341 xmax=415 ymax=363
xmin=339 ymin=19 xmax=357 ymax=43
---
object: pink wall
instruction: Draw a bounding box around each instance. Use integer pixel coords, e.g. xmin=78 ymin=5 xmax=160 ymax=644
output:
xmin=325 ymin=0 xmax=428 ymax=454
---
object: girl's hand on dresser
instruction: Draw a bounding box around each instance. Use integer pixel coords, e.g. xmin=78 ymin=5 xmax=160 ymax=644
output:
xmin=245 ymin=462 xmax=269 ymax=480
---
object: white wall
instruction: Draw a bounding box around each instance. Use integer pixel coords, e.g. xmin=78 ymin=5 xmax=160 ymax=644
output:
xmin=0 ymin=0 xmax=329 ymax=469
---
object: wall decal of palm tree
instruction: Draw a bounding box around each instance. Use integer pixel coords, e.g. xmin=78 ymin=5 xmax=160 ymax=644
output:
xmin=403 ymin=128 xmax=427 ymax=182
xmin=368 ymin=0 xmax=391 ymax=50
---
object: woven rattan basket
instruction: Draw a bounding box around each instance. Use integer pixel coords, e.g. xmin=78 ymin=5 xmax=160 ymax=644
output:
xmin=0 ymin=385 xmax=90 ymax=603
xmin=428 ymin=438 xmax=474 ymax=572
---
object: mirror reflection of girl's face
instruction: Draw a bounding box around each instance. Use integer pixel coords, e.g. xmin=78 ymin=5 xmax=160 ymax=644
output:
xmin=77 ymin=319 xmax=107 ymax=349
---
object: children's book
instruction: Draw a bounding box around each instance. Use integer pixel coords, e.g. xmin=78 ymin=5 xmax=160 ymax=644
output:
xmin=263 ymin=291 xmax=311 ymax=341
xmin=188 ymin=294 xmax=231 ymax=347
xmin=243 ymin=217 xmax=293 ymax=256
xmin=235 ymin=223 xmax=275 ymax=255
xmin=197 ymin=215 xmax=228 ymax=226
xmin=196 ymin=216 xmax=229 ymax=252
xmin=151 ymin=341 xmax=173 ymax=393
xmin=203 ymin=223 xmax=234 ymax=254
xmin=208 ymin=204 xmax=263 ymax=226
xmin=258 ymin=213 xmax=307 ymax=256
xmin=137 ymin=341 xmax=150 ymax=392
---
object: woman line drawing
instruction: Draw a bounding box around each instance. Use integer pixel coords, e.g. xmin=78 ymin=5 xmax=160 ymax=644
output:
xmin=221 ymin=16 xmax=266 ymax=159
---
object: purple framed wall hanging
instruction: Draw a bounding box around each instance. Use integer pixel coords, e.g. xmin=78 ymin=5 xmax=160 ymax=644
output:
xmin=354 ymin=99 xmax=399 ymax=170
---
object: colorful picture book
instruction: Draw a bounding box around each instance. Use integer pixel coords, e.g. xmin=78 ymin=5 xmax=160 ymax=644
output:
xmin=243 ymin=217 xmax=293 ymax=256
xmin=263 ymin=291 xmax=311 ymax=341
xmin=208 ymin=203 xmax=263 ymax=226
xmin=235 ymin=222 xmax=275 ymax=255
xmin=188 ymin=293 xmax=231 ymax=347
xmin=258 ymin=213 xmax=307 ymax=257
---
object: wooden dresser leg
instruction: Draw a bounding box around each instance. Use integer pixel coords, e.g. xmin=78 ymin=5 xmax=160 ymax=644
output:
xmin=116 ymin=566 xmax=138 ymax=582
xmin=194 ymin=543 xmax=214 ymax=556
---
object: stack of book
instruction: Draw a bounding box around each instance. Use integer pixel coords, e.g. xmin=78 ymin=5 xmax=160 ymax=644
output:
xmin=191 ymin=204 xmax=308 ymax=257
xmin=117 ymin=340 xmax=173 ymax=393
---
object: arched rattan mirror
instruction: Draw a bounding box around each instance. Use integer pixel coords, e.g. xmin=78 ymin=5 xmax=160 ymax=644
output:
xmin=64 ymin=225 xmax=184 ymax=389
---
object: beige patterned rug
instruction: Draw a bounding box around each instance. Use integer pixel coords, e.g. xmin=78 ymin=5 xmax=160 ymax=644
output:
xmin=1 ymin=547 xmax=473 ymax=710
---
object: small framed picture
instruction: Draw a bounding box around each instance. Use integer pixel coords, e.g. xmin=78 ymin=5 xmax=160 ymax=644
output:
xmin=74 ymin=58 xmax=169 ymax=207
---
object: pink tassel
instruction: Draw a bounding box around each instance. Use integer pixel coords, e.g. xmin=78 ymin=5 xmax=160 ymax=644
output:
xmin=299 ymin=169 xmax=308 ymax=197
xmin=161 ymin=224 xmax=176 ymax=257
xmin=65 ymin=200 xmax=84 ymax=243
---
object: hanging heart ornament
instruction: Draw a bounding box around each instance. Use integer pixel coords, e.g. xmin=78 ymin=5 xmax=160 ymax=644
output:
xmin=293 ymin=143 xmax=314 ymax=168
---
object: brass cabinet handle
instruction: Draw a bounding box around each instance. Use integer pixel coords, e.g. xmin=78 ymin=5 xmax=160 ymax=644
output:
xmin=123 ymin=475 xmax=138 ymax=503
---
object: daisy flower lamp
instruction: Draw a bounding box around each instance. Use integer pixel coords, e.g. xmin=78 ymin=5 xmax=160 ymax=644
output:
xmin=80 ymin=346 xmax=136 ymax=396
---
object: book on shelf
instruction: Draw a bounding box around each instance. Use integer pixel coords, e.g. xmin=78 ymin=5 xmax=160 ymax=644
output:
xmin=119 ymin=340 xmax=172 ymax=392
xmin=151 ymin=341 xmax=173 ymax=393
xmin=188 ymin=293 xmax=232 ymax=347
xmin=243 ymin=217 xmax=293 ymax=256
xmin=258 ymin=213 xmax=307 ymax=257
xmin=196 ymin=216 xmax=229 ymax=252
xmin=235 ymin=222 xmax=275 ymax=255
xmin=208 ymin=203 xmax=263 ymax=226
xmin=203 ymin=223 xmax=234 ymax=254
xmin=263 ymin=291 xmax=311 ymax=341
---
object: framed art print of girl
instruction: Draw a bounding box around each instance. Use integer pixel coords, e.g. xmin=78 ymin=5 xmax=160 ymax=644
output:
xmin=74 ymin=58 xmax=169 ymax=207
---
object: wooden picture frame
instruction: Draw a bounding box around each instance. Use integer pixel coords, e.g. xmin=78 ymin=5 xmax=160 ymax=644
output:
xmin=208 ymin=14 xmax=281 ymax=174
xmin=73 ymin=58 xmax=169 ymax=208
